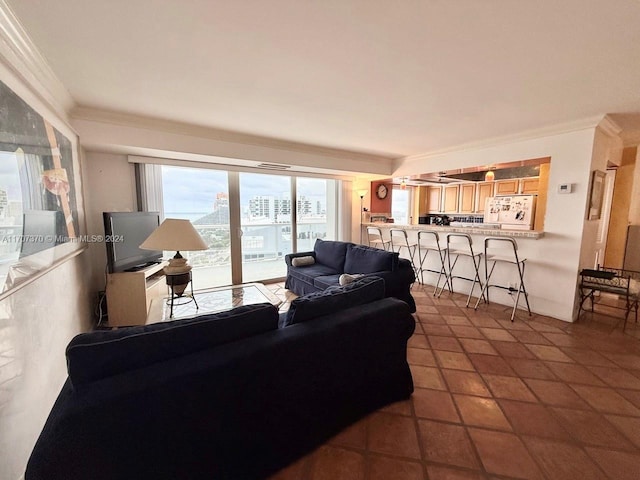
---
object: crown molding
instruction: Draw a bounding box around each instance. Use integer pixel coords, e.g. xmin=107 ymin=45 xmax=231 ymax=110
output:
xmin=598 ymin=114 xmax=623 ymax=138
xmin=0 ymin=0 xmax=74 ymax=117
xmin=398 ymin=115 xmax=604 ymax=165
xmin=71 ymin=106 xmax=395 ymax=164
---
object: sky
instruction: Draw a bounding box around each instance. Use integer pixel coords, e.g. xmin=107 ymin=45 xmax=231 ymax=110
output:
xmin=161 ymin=165 xmax=329 ymax=216
xmin=0 ymin=151 xmax=24 ymax=201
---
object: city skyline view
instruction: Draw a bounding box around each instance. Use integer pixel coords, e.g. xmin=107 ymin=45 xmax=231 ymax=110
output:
xmin=160 ymin=165 xmax=335 ymax=286
xmin=161 ymin=165 xmax=329 ymax=223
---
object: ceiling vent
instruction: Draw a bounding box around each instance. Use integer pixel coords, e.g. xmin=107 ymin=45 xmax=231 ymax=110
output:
xmin=255 ymin=163 xmax=291 ymax=171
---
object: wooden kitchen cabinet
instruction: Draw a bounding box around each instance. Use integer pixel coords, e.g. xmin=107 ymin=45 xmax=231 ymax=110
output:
xmin=427 ymin=186 xmax=442 ymax=212
xmin=459 ymin=184 xmax=475 ymax=213
xmin=495 ymin=179 xmax=519 ymax=195
xmin=520 ymin=177 xmax=540 ymax=194
xmin=443 ymin=185 xmax=459 ymax=213
xmin=475 ymin=182 xmax=494 ymax=213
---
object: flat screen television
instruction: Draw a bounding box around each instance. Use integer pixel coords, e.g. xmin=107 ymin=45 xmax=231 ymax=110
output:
xmin=103 ymin=212 xmax=163 ymax=273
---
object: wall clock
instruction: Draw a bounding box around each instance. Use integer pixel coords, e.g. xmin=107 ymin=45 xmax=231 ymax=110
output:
xmin=376 ymin=184 xmax=388 ymax=199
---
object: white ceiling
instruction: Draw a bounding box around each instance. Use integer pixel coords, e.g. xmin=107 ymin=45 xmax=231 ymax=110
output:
xmin=7 ymin=0 xmax=640 ymax=158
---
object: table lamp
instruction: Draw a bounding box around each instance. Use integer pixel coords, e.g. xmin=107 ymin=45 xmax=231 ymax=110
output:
xmin=140 ymin=218 xmax=208 ymax=280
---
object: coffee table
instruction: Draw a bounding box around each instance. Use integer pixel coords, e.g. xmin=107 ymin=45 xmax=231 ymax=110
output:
xmin=147 ymin=282 xmax=282 ymax=323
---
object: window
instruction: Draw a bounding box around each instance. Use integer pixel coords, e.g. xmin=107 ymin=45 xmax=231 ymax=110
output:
xmin=296 ymin=177 xmax=337 ymax=252
xmin=392 ymin=187 xmax=411 ymax=224
xmin=161 ymin=165 xmax=231 ymax=287
xmin=151 ymin=164 xmax=339 ymax=287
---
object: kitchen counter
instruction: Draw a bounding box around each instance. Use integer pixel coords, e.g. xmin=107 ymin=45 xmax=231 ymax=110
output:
xmin=361 ymin=222 xmax=552 ymax=321
xmin=363 ymin=223 xmax=544 ymax=239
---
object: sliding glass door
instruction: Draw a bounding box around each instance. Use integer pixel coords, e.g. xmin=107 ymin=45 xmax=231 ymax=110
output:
xmin=161 ymin=165 xmax=231 ymax=288
xmin=154 ymin=164 xmax=339 ymax=286
xmin=239 ymin=173 xmax=292 ymax=282
xmin=295 ymin=177 xmax=336 ymax=252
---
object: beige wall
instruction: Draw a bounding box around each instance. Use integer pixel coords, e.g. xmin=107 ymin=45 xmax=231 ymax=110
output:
xmin=394 ymin=128 xmax=597 ymax=321
xmin=630 ymin=147 xmax=640 ymax=224
xmin=83 ymin=152 xmax=138 ymax=292
xmin=578 ymin=126 xmax=623 ymax=270
xmin=0 ymin=254 xmax=92 ymax=480
xmin=605 ymin=147 xmax=637 ymax=267
xmin=0 ymin=58 xmax=92 ymax=480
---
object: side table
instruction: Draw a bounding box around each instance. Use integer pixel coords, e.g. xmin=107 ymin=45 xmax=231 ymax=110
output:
xmin=165 ymin=271 xmax=198 ymax=318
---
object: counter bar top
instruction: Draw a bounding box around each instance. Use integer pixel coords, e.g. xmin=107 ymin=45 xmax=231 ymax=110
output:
xmin=363 ymin=223 xmax=544 ymax=239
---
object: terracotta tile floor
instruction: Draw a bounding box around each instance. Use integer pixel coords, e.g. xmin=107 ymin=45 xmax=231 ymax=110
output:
xmin=264 ymin=282 xmax=640 ymax=479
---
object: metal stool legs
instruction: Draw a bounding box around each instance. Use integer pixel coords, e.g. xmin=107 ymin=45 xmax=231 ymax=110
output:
xmin=390 ymin=229 xmax=419 ymax=277
xmin=443 ymin=233 xmax=485 ymax=307
xmin=366 ymin=226 xmax=390 ymax=251
xmin=474 ymin=237 xmax=531 ymax=322
xmin=418 ymin=230 xmax=451 ymax=296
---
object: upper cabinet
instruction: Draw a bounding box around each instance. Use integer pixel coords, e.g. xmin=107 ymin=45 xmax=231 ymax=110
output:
xmin=495 ymin=179 xmax=519 ymax=195
xmin=443 ymin=185 xmax=459 ymax=213
xmin=459 ymin=184 xmax=475 ymax=213
xmin=427 ymin=186 xmax=442 ymax=212
xmin=413 ymin=174 xmax=542 ymax=218
xmin=520 ymin=177 xmax=540 ymax=194
xmin=475 ymin=182 xmax=494 ymax=213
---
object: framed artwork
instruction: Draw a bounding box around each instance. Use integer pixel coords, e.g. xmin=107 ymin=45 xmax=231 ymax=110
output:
xmin=0 ymin=78 xmax=85 ymax=299
xmin=587 ymin=170 xmax=606 ymax=221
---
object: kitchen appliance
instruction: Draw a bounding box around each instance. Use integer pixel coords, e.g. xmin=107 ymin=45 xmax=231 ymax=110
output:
xmin=432 ymin=215 xmax=451 ymax=226
xmin=484 ymin=195 xmax=537 ymax=230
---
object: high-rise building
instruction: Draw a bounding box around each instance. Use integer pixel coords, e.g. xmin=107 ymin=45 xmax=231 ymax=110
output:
xmin=249 ymin=195 xmax=275 ymax=219
xmin=0 ymin=189 xmax=7 ymax=218
xmin=297 ymin=196 xmax=312 ymax=217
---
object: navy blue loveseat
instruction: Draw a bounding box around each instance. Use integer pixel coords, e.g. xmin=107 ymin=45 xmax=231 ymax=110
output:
xmin=285 ymin=239 xmax=416 ymax=312
xmin=26 ymin=277 xmax=415 ymax=480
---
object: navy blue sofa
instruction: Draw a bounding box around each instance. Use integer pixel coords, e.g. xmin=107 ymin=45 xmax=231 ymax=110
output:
xmin=285 ymin=239 xmax=416 ymax=312
xmin=26 ymin=277 xmax=415 ymax=480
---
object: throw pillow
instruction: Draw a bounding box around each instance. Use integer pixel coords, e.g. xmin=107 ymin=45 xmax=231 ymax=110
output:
xmin=339 ymin=273 xmax=364 ymax=285
xmin=313 ymin=239 xmax=351 ymax=272
xmin=344 ymin=244 xmax=399 ymax=274
xmin=281 ymin=276 xmax=385 ymax=327
xmin=66 ymin=303 xmax=279 ymax=387
xmin=292 ymin=255 xmax=315 ymax=267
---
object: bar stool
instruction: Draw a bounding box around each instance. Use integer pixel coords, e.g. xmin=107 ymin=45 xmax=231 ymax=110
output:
xmin=474 ymin=237 xmax=531 ymax=322
xmin=417 ymin=230 xmax=451 ymax=296
xmin=390 ymin=228 xmax=419 ymax=276
xmin=366 ymin=226 xmax=390 ymax=250
xmin=444 ymin=233 xmax=486 ymax=307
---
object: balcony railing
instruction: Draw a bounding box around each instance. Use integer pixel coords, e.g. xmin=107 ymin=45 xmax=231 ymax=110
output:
xmin=183 ymin=221 xmax=329 ymax=288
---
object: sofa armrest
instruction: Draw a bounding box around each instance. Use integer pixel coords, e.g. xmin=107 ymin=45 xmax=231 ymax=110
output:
xmin=397 ymin=258 xmax=414 ymax=273
xmin=285 ymin=251 xmax=315 ymax=267
xmin=366 ymin=267 xmax=416 ymax=312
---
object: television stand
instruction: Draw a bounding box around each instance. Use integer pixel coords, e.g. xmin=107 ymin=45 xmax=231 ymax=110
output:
xmin=106 ymin=261 xmax=168 ymax=327
xmin=124 ymin=261 xmax=162 ymax=272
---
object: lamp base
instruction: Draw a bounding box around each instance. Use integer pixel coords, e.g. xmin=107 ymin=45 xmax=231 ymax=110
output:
xmin=163 ymin=255 xmax=192 ymax=275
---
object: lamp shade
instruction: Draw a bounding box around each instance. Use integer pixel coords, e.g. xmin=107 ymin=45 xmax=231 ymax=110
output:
xmin=140 ymin=219 xmax=208 ymax=252
xmin=357 ymin=189 xmax=368 ymax=198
